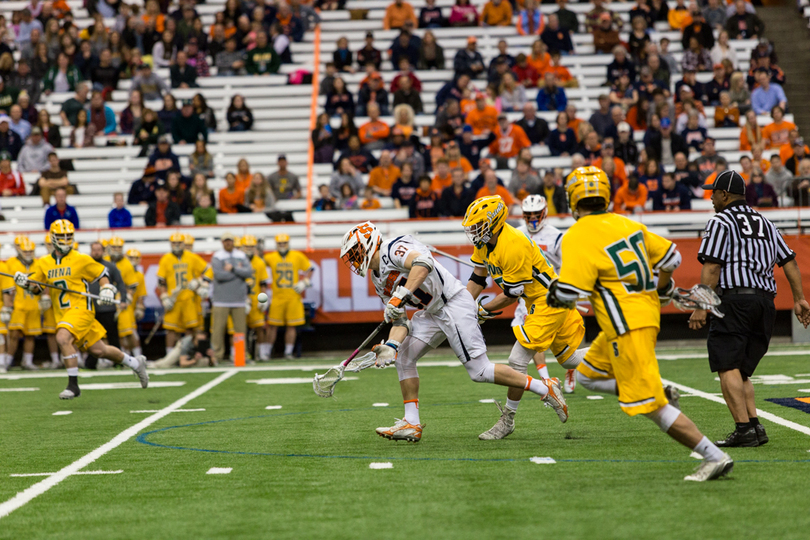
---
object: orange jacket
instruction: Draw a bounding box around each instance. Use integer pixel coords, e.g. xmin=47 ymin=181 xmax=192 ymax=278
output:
xmin=614 ymin=183 xmax=648 ymax=212
xmin=465 ymin=106 xmax=499 ymax=135
xmin=235 ymin=173 xmax=252 ymax=193
xmin=383 ymin=3 xmax=417 ymax=29
xmin=219 ymin=187 xmax=246 ymax=213
xmin=368 ymin=164 xmax=401 ymax=192
xmin=359 ymin=121 xmax=391 ymax=145
xmin=475 ymin=184 xmax=516 ymax=206
xmin=527 ymin=52 xmax=550 ymax=75
xmin=739 ymin=125 xmax=763 ymax=152
xmin=431 ymin=172 xmax=453 ymax=193
xmin=592 ymin=157 xmax=628 ymax=186
xmin=762 ymin=120 xmax=796 ymax=149
xmin=361 ymin=198 xmax=381 ymax=209
xmin=488 ymin=124 xmax=531 ymax=158
xmin=481 ymin=1 xmax=513 ymax=26
xmin=448 ymin=157 xmax=473 ymax=174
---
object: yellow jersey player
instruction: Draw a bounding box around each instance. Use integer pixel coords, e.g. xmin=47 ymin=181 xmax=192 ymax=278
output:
xmin=463 ymin=196 xmax=588 ymax=438
xmin=546 ymin=166 xmax=732 ymax=481
xmin=156 ymin=232 xmax=208 ymax=352
xmin=240 ymin=235 xmax=272 ymax=360
xmin=0 ymin=256 xmax=7 ymax=372
xmin=183 ymin=233 xmax=213 ymax=332
xmin=264 ymin=233 xmax=313 ymax=359
xmin=108 ymin=237 xmax=142 ymax=357
xmin=16 ymin=220 xmax=148 ymax=399
xmin=125 ymin=248 xmax=147 ymax=357
xmin=2 ymin=237 xmax=41 ymax=370
xmin=40 ymin=233 xmax=61 ymax=369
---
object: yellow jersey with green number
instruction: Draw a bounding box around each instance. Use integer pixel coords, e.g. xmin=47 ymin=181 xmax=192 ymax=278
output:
xmin=471 ymin=223 xmax=557 ymax=307
xmin=3 ymin=257 xmax=40 ymax=311
xmin=156 ymin=251 xmax=208 ymax=303
xmin=248 ymin=255 xmax=270 ymax=297
xmin=30 ymin=251 xmax=107 ymax=320
xmin=263 ymin=250 xmax=311 ymax=298
xmin=558 ymin=212 xmax=676 ymax=340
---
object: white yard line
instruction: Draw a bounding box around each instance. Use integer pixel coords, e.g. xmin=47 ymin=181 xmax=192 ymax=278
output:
xmin=10 ymin=471 xmax=123 ymax=478
xmin=0 ymin=369 xmax=238 ymax=520
xmin=662 ymin=378 xmax=810 ymax=437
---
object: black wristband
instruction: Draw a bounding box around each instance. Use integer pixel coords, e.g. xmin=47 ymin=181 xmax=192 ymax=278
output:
xmin=468 ymin=271 xmax=488 ymax=287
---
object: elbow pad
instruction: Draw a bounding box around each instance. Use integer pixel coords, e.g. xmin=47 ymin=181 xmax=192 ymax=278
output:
xmin=502 ymin=283 xmax=525 ymax=298
xmin=657 ymin=249 xmax=682 ymax=273
xmin=468 ymin=272 xmax=488 ymax=288
xmin=411 ymin=254 xmax=435 ymax=273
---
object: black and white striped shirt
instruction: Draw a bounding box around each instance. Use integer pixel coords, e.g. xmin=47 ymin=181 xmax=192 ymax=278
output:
xmin=698 ymin=201 xmax=795 ymax=293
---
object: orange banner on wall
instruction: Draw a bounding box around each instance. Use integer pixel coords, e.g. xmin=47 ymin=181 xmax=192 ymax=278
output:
xmin=138 ymin=235 xmax=810 ymax=324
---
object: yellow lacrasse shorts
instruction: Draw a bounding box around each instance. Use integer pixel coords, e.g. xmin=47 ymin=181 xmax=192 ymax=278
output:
xmin=42 ymin=307 xmax=56 ymax=334
xmin=513 ymin=303 xmax=585 ymax=365
xmin=163 ymin=297 xmax=201 ymax=333
xmin=118 ymin=305 xmax=136 ymax=337
xmin=9 ymin=308 xmax=42 ymax=336
xmin=577 ymin=327 xmax=668 ymax=416
xmin=267 ymin=294 xmax=305 ymax=327
xmin=57 ymin=309 xmax=107 ymax=352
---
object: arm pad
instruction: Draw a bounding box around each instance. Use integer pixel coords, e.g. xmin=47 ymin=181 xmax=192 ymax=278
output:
xmin=411 ymin=254 xmax=435 ymax=273
xmin=468 ymin=272 xmax=488 ymax=288
xmin=656 ymin=248 xmax=682 ymax=273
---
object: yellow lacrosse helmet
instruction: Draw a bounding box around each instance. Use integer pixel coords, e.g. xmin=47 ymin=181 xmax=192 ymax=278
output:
xmin=565 ymin=166 xmax=612 ymax=216
xmin=275 ymin=233 xmax=290 ymax=243
xmin=126 ymin=248 xmax=142 ymax=265
xmin=241 ymin=234 xmax=257 ymax=247
xmin=234 ymin=236 xmax=243 ymax=248
xmin=183 ymin=233 xmax=194 ymax=246
xmin=462 ymin=195 xmax=508 ymax=248
xmin=108 ymin=236 xmax=125 ymax=247
xmin=16 ymin=236 xmax=35 ymax=253
xmin=14 ymin=235 xmax=29 ymax=248
xmin=73 ymin=242 xmax=79 ymax=250
xmin=44 ymin=233 xmax=51 ymax=244
xmin=169 ymin=232 xmax=186 ymax=243
xmin=49 ymin=219 xmax=75 ymax=255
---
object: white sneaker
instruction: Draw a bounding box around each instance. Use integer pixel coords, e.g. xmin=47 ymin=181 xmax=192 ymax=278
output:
xmin=684 ymin=453 xmax=733 ymax=482
xmin=59 ymin=387 xmax=80 ymax=400
xmin=376 ymin=418 xmax=423 ymax=442
xmin=564 ymin=369 xmax=576 ymax=394
xmin=284 ymin=353 xmax=294 ymax=360
xmin=22 ymin=362 xmax=39 ymax=371
xmin=0 ymin=364 xmax=6 ymax=374
xmin=542 ymin=377 xmax=569 ymax=423
xmin=97 ymin=359 xmax=114 ymax=370
xmin=132 ymin=355 xmax=149 ymax=388
xmin=479 ymin=402 xmax=516 ymax=440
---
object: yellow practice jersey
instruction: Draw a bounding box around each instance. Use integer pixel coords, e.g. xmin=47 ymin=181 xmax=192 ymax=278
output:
xmin=30 ymin=251 xmax=107 ymax=320
xmin=2 ymin=257 xmax=40 ymax=311
xmin=471 ymin=223 xmax=557 ymax=307
xmin=114 ymin=257 xmax=140 ymax=302
xmin=157 ymin=251 xmax=208 ymax=303
xmin=559 ymin=212 xmax=676 ymax=339
xmin=131 ymin=270 xmax=147 ymax=305
xmin=264 ymin=251 xmax=311 ymax=296
xmin=248 ymin=255 xmax=270 ymax=297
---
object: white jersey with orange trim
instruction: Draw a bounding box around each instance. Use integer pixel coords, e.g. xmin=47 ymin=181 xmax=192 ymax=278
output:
xmin=371 ymin=235 xmax=465 ymax=314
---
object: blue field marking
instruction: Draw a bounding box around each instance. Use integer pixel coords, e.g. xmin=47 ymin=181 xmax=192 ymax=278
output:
xmin=135 ymin=402 xmax=810 ymax=464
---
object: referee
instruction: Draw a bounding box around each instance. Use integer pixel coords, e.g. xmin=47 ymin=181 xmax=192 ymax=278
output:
xmin=689 ymin=170 xmax=810 ymax=447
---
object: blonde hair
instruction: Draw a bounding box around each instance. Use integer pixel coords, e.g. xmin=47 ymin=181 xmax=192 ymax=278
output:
xmin=393 ymin=103 xmax=415 ymax=128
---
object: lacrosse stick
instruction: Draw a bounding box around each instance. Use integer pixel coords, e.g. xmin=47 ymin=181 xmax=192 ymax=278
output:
xmin=146 ymin=283 xmax=187 ymax=345
xmin=671 ymin=284 xmax=725 ymax=318
xmin=0 ymin=271 xmax=120 ymax=305
xmin=313 ymin=321 xmax=387 ymax=398
xmin=425 ymin=246 xmax=589 ymax=314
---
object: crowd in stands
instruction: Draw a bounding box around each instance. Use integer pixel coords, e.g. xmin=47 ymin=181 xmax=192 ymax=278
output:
xmin=0 ymin=0 xmax=807 ymax=232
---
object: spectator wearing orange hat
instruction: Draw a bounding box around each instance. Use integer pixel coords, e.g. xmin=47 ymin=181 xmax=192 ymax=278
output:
xmin=453 ymin=36 xmax=485 ymax=78
xmin=593 ymin=12 xmax=622 ymax=54
xmin=464 ymin=92 xmax=499 ymax=134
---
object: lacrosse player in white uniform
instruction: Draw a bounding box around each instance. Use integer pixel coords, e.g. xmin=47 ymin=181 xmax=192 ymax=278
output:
xmin=340 ymin=221 xmax=569 ymax=443
xmin=512 ymin=195 xmax=577 ymax=393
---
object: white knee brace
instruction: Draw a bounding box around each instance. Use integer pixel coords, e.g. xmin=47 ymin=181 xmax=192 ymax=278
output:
xmin=575 ymin=371 xmax=618 ymax=395
xmin=507 ymin=342 xmax=534 ymax=375
xmin=464 ymin=354 xmax=496 ymax=383
xmin=643 ymin=404 xmax=681 ymax=433
xmin=559 ymin=347 xmax=588 ymax=370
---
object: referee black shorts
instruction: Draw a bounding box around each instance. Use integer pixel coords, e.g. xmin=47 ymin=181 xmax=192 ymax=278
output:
xmin=707 ymin=293 xmax=776 ymax=379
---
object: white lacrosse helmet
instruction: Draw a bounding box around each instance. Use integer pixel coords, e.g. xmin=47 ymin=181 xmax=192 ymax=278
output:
xmin=522 ymin=194 xmax=548 ymax=234
xmin=340 ymin=221 xmax=382 ymax=277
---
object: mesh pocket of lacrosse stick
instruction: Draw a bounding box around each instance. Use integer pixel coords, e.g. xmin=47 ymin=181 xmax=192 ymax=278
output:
xmin=344 ymin=352 xmax=378 ymax=372
xmin=672 ymin=284 xmax=725 ymax=318
xmin=312 ymin=353 xmax=379 ymax=398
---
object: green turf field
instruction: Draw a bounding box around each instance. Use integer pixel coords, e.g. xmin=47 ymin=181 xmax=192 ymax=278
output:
xmin=2 ymin=345 xmax=810 ymax=540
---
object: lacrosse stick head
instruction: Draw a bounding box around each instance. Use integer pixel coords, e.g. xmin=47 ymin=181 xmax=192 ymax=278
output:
xmin=312 ymin=365 xmax=344 ymax=398
xmin=344 ymin=352 xmax=378 ymax=372
xmin=672 ymin=284 xmax=725 ymax=318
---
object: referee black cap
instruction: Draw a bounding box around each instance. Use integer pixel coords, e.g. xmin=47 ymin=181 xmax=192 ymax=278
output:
xmin=701 ymin=170 xmax=746 ymax=195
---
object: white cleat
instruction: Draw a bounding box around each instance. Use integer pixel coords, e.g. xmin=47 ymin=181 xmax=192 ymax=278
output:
xmin=376 ymin=418 xmax=423 ymax=442
xmin=59 ymin=387 xmax=80 ymax=400
xmin=133 ymin=355 xmax=149 ymax=388
xmin=0 ymin=364 xmax=6 ymax=374
xmin=564 ymin=369 xmax=576 ymax=394
xmin=22 ymin=362 xmax=39 ymax=371
xmin=542 ymin=377 xmax=569 ymax=423
xmin=479 ymin=402 xmax=516 ymax=440
xmin=684 ymin=453 xmax=734 ymax=482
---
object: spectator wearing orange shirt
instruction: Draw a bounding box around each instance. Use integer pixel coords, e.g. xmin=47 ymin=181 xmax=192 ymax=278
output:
xmin=779 ymin=129 xmax=809 ymax=164
xmin=527 ymin=40 xmax=551 ymax=75
xmin=445 ymin=141 xmax=474 ymax=174
xmin=368 ymin=150 xmax=401 ymax=196
xmin=358 ymin=103 xmax=390 ymax=151
xmin=360 ymin=186 xmax=382 ymax=209
xmin=614 ymin=174 xmax=648 ymax=213
xmin=701 ymin=158 xmax=728 ymax=198
xmin=465 ymin=93 xmax=499 ymax=135
xmin=547 ymin=50 xmax=577 ymax=88
xmin=481 ymin=0 xmax=513 ymax=26
xmin=475 ymin=169 xmax=517 ymax=210
xmin=383 ymin=0 xmax=418 ymax=30
xmin=488 ymin=113 xmax=531 ymax=167
xmin=762 ymin=106 xmax=795 ymax=149
xmin=142 ymin=0 xmax=166 ymax=34
xmin=219 ymin=172 xmax=247 ymax=213
xmin=235 ymin=158 xmax=252 ymax=192
xmin=431 ymin=158 xmax=453 ymax=192
xmin=592 ymin=137 xmax=628 ymax=186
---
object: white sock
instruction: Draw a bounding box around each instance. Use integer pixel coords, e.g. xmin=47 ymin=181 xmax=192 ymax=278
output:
xmin=525 ymin=376 xmax=549 ymax=397
xmin=284 ymin=344 xmax=294 ymax=356
xmin=133 ymin=346 xmax=142 ymax=357
xmin=66 ymin=367 xmax=79 ymax=377
xmin=230 ymin=347 xmax=235 ymax=359
xmin=121 ymin=354 xmax=140 ymax=369
xmin=263 ymin=343 xmax=271 ymax=357
xmin=51 ymin=352 xmax=60 ymax=366
xmin=693 ymin=436 xmax=725 ymax=462
xmin=404 ymin=399 xmax=420 ymax=425
xmin=2 ymin=353 xmax=9 ymax=368
xmin=22 ymin=352 xmax=34 ymax=366
xmin=505 ymin=398 xmax=521 ymax=411
xmin=536 ymin=364 xmax=549 ymax=379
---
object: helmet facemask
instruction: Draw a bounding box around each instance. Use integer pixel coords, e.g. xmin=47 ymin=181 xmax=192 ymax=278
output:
xmin=171 ymin=241 xmax=185 ymax=258
xmin=109 ymin=246 xmax=124 ymax=262
xmin=523 ymin=209 xmax=547 ymax=234
xmin=52 ymin=232 xmax=73 ymax=255
xmin=464 ymin=220 xmax=493 ymax=249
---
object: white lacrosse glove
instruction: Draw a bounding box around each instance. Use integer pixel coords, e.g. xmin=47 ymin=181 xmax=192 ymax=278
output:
xmin=99 ymin=284 xmax=117 ymax=306
xmin=245 ymin=297 xmax=252 ymax=314
xmin=14 ymin=271 xmax=30 ymax=290
xmin=657 ymin=278 xmax=675 ymax=308
xmin=38 ymin=294 xmax=52 ymax=311
xmin=0 ymin=306 xmax=12 ymax=324
xmin=160 ymin=292 xmax=175 ymax=312
xmin=259 ymin=294 xmax=271 ymax=313
xmin=187 ymin=278 xmax=200 ymax=292
xmin=293 ymin=278 xmax=311 ymax=295
xmin=371 ymin=339 xmax=400 ymax=368
xmin=384 ymin=286 xmax=411 ymax=323
xmin=476 ymin=295 xmax=503 ymax=324
xmin=197 ymin=283 xmax=210 ymax=299
xmin=134 ymin=305 xmax=145 ymax=320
